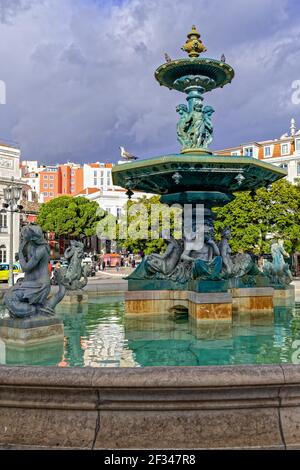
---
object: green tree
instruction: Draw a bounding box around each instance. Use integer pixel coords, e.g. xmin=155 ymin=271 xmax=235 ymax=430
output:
xmin=214 ymin=179 xmax=300 ymax=254
xmin=37 ymin=196 xmax=105 ymax=238
xmin=120 ymin=195 xmax=181 ymax=255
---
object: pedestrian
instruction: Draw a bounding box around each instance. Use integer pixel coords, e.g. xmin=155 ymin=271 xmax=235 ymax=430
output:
xmin=102 ymin=260 xmax=105 ymax=271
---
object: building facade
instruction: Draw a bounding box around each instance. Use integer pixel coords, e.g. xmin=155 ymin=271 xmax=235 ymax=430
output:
xmin=39 ymin=163 xmax=83 ymax=202
xmin=0 ymin=141 xmax=22 ymax=263
xmin=83 ymin=163 xmax=114 ymax=191
xmin=215 ymin=118 xmax=300 ymax=184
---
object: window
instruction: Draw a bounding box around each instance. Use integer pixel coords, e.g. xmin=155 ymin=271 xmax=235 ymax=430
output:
xmin=0 ymin=213 xmax=7 ymax=228
xmin=94 ymin=178 xmax=97 ymax=186
xmin=264 ymin=146 xmax=271 ymax=157
xmin=116 ymin=207 xmax=122 ymax=218
xmin=0 ymin=246 xmax=7 ymax=263
xmin=100 ymin=177 xmax=104 ymax=186
xmin=296 ymin=139 xmax=300 ymax=152
xmin=71 ymin=178 xmax=74 ymax=183
xmin=94 ymin=170 xmax=97 ymax=177
xmin=44 ymin=183 xmax=48 ymax=189
xmin=297 ymin=163 xmax=300 ymax=175
xmin=71 ymin=171 xmax=75 ymax=176
xmin=279 ymin=163 xmax=288 ymax=171
xmin=49 ymin=192 xmax=54 ymax=196
xmin=49 ymin=183 xmax=54 ymax=189
xmin=231 ymin=151 xmax=240 ymax=156
xmin=107 ymin=176 xmax=111 ymax=185
xmin=44 ymin=192 xmax=48 ymax=196
xmin=281 ymin=143 xmax=289 ymax=155
xmin=49 ymin=175 xmax=54 ymax=180
xmin=243 ymin=147 xmax=254 ymax=157
xmin=44 ymin=175 xmax=48 ymax=180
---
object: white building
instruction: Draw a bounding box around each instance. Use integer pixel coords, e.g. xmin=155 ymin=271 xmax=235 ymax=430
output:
xmin=76 ymin=187 xmax=148 ymax=218
xmin=216 ymin=118 xmax=300 ymax=184
xmin=0 ymin=141 xmax=22 ymax=263
xmin=83 ymin=163 xmax=114 ymax=191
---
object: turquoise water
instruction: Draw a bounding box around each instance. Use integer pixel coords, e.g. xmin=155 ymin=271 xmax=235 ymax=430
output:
xmin=1 ymin=297 xmax=300 ymax=367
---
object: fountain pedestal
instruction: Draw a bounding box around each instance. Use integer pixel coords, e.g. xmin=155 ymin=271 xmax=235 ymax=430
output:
xmin=230 ymin=287 xmax=274 ymax=314
xmin=0 ymin=315 xmax=64 ymax=346
xmin=188 ymin=292 xmax=232 ymax=322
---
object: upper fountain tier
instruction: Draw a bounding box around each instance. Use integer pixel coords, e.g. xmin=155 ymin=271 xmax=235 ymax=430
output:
xmin=112 ymin=26 xmax=287 ymax=200
xmin=155 ymin=26 xmax=234 ymax=94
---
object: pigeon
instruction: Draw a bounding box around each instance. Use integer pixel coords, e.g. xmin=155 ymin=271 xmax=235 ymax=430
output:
xmin=221 ymin=54 xmax=226 ymax=62
xmin=119 ymin=146 xmax=138 ymax=161
xmin=164 ymin=53 xmax=172 ymax=63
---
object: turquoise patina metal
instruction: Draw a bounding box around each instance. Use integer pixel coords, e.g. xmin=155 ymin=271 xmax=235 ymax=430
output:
xmin=112 ymin=155 xmax=286 ymax=197
xmin=113 ymin=27 xmax=288 ymax=292
xmin=154 ymin=27 xmax=234 ymax=154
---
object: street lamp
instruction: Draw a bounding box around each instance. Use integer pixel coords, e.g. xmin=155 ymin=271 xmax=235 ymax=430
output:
xmin=2 ymin=177 xmax=23 ymax=287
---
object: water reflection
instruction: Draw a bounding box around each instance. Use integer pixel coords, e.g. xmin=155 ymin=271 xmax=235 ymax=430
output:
xmin=1 ymin=298 xmax=300 ymax=367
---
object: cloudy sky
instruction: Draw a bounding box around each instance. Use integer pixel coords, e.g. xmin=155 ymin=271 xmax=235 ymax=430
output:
xmin=0 ymin=0 xmax=299 ymax=164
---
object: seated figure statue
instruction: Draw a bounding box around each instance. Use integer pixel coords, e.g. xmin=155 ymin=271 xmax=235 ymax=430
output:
xmin=145 ymin=238 xmax=184 ymax=276
xmin=263 ymin=239 xmax=293 ymax=286
xmin=4 ymin=224 xmax=66 ymax=318
xmin=181 ymin=224 xmax=222 ymax=280
xmin=219 ymin=227 xmax=259 ymax=279
xmin=126 ymin=238 xmax=189 ymax=284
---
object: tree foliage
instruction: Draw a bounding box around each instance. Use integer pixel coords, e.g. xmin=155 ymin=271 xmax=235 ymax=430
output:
xmin=214 ymin=179 xmax=300 ymax=254
xmin=119 ymin=180 xmax=300 ymax=256
xmin=120 ymin=195 xmax=181 ymax=255
xmin=37 ymin=196 xmax=105 ymax=238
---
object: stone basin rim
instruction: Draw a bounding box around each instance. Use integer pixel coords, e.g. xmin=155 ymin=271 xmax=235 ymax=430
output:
xmin=0 ymin=364 xmax=297 ymax=388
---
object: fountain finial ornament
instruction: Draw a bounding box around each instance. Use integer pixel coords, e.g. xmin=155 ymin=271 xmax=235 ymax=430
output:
xmin=181 ymin=25 xmax=207 ymax=58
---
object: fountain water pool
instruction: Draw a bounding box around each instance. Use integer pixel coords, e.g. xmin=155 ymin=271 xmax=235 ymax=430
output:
xmin=1 ymin=296 xmax=300 ymax=367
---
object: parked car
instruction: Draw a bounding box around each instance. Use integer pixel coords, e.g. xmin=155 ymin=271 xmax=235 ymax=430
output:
xmin=0 ymin=263 xmax=22 ymax=283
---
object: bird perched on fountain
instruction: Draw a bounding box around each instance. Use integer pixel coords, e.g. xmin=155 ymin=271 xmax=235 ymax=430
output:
xmin=119 ymin=146 xmax=138 ymax=161
xmin=164 ymin=53 xmax=172 ymax=63
xmin=221 ymin=54 xmax=226 ymax=62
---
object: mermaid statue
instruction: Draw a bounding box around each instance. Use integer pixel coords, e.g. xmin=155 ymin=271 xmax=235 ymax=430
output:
xmin=4 ymin=224 xmax=66 ymax=318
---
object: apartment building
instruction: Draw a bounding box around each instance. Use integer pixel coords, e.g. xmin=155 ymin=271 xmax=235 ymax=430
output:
xmin=0 ymin=141 xmax=22 ymax=262
xmin=38 ymin=163 xmax=83 ymax=202
xmin=215 ymin=118 xmax=300 ymax=184
xmin=83 ymin=162 xmax=114 ymax=191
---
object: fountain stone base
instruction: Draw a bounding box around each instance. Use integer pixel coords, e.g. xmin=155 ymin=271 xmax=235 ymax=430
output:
xmin=125 ymin=289 xmax=233 ymax=322
xmin=0 ymin=315 xmax=64 ymax=346
xmin=230 ymin=287 xmax=274 ymax=314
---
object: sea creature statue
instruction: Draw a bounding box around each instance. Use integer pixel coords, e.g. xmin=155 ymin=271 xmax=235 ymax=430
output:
xmin=176 ymin=101 xmax=215 ymax=150
xmin=60 ymin=240 xmax=89 ymax=291
xmin=219 ymin=227 xmax=259 ymax=279
xmin=181 ymin=224 xmax=222 ymax=280
xmin=3 ymin=224 xmax=66 ymax=318
xmin=263 ymin=240 xmax=293 ymax=287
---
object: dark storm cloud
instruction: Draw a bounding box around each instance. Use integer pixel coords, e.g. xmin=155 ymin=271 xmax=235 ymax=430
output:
xmin=0 ymin=0 xmax=299 ymax=163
